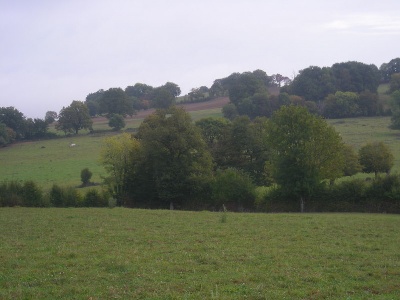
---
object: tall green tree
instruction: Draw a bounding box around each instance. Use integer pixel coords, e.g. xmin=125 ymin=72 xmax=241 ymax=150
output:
xmin=266 ymin=105 xmax=344 ymax=212
xmin=151 ymin=87 xmax=176 ymax=109
xmin=331 ymin=61 xmax=380 ymax=93
xmin=359 ymin=142 xmax=394 ymax=178
xmin=100 ymin=88 xmax=133 ymax=117
xmin=389 ymin=73 xmax=400 ymax=93
xmin=56 ymin=101 xmax=93 ymax=134
xmin=0 ymin=107 xmax=26 ymax=139
xmin=380 ymin=58 xmax=400 ymax=82
xmin=100 ymin=133 xmax=142 ymax=205
xmin=132 ymin=107 xmax=213 ymax=209
xmin=213 ymin=116 xmax=271 ymax=185
xmin=287 ymin=66 xmax=335 ymax=102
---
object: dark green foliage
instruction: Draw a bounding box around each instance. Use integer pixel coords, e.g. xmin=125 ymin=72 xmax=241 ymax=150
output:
xmin=125 ymin=83 xmax=154 ymax=99
xmin=213 ymin=116 xmax=271 ymax=186
xmin=380 ymin=57 xmax=400 ymax=82
xmin=0 ymin=180 xmax=45 ymax=207
xmin=331 ymin=61 xmax=380 ymax=93
xmin=23 ymin=181 xmax=43 ymax=207
xmin=108 ymin=114 xmax=126 ymax=131
xmin=288 ymin=66 xmax=335 ymax=102
xmin=0 ymin=181 xmax=24 ymax=206
xmin=390 ymin=90 xmax=400 ymax=129
xmin=286 ymin=62 xmax=380 ymax=107
xmin=80 ymin=168 xmax=93 ymax=186
xmin=195 ymin=117 xmax=230 ymax=148
xmin=83 ymin=189 xmax=107 ymax=207
xmin=0 ymin=106 xmax=26 ymax=139
xmin=56 ymin=101 xmax=93 ymax=134
xmin=45 ymin=111 xmax=58 ymax=124
xmin=342 ymin=144 xmax=362 ymax=176
xmin=49 ymin=184 xmax=64 ymax=207
xmin=151 ymin=87 xmax=176 ymax=109
xmin=262 ymin=175 xmax=400 ymax=213
xmin=24 ymin=118 xmax=49 ymax=139
xmin=389 ymin=73 xmax=400 ymax=93
xmin=211 ymin=168 xmax=256 ymax=211
xmin=85 ymin=89 xmax=104 ymax=116
xmin=267 ymin=106 xmax=344 ymax=212
xmin=222 ymin=103 xmax=238 ymax=120
xmin=99 ymin=88 xmax=134 ymax=117
xmin=359 ymin=142 xmax=394 ymax=177
xmin=130 ymin=107 xmax=213 ymax=208
xmin=0 ymin=123 xmax=15 ymax=147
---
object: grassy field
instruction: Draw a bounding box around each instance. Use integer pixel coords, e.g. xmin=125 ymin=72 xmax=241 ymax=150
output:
xmin=0 ymin=108 xmax=224 ymax=189
xmin=327 ymin=116 xmax=400 ymax=173
xmin=0 ymin=208 xmax=399 ymax=299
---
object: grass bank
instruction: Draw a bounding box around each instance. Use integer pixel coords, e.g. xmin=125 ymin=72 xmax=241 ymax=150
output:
xmin=0 ymin=208 xmax=399 ymax=299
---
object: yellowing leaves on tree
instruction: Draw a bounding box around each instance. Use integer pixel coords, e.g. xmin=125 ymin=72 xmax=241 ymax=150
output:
xmin=99 ymin=133 xmax=142 ymax=205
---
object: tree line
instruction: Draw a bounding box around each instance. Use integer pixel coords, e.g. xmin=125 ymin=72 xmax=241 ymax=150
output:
xmin=96 ymin=105 xmax=397 ymax=213
xmin=2 ymin=57 xmax=399 ymax=146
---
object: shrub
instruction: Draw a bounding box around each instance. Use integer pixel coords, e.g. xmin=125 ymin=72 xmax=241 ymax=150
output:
xmin=48 ymin=185 xmax=81 ymax=207
xmin=0 ymin=180 xmax=24 ymax=207
xmin=49 ymin=184 xmax=64 ymax=207
xmin=108 ymin=114 xmax=126 ymax=131
xmin=63 ymin=186 xmax=81 ymax=207
xmin=80 ymin=168 xmax=93 ymax=186
xmin=84 ymin=189 xmax=107 ymax=207
xmin=211 ymin=168 xmax=256 ymax=211
xmin=23 ymin=181 xmax=44 ymax=207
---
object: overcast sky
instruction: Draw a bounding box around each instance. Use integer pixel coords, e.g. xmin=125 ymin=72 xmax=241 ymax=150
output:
xmin=1 ymin=0 xmax=400 ymax=118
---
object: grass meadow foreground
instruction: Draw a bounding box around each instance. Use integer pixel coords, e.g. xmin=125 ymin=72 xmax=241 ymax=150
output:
xmin=0 ymin=208 xmax=399 ymax=299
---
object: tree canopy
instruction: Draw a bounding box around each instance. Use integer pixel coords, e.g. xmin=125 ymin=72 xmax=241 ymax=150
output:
xmin=266 ymin=105 xmax=345 ymax=212
xmin=56 ymin=101 xmax=93 ymax=134
xmin=129 ymin=106 xmax=213 ymax=208
xmin=359 ymin=142 xmax=394 ymax=177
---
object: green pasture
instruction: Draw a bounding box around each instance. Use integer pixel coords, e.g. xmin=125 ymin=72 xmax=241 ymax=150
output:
xmin=0 ymin=208 xmax=399 ymax=299
xmin=0 ymin=135 xmax=107 ymax=189
xmin=327 ymin=116 xmax=400 ymax=173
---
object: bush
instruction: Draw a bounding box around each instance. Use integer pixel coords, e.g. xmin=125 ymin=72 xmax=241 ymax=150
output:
xmin=49 ymin=184 xmax=64 ymax=207
xmin=0 ymin=180 xmax=24 ymax=206
xmin=108 ymin=114 xmax=126 ymax=131
xmin=84 ymin=189 xmax=107 ymax=207
xmin=80 ymin=168 xmax=93 ymax=186
xmin=48 ymin=185 xmax=81 ymax=207
xmin=211 ymin=168 xmax=256 ymax=211
xmin=23 ymin=181 xmax=44 ymax=207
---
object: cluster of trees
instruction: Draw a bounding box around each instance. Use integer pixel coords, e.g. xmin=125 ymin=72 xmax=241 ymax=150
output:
xmin=219 ymin=59 xmax=400 ymax=121
xmin=0 ymin=180 xmax=111 ymax=208
xmin=99 ymin=105 xmax=396 ymax=212
xmin=0 ymin=107 xmax=57 ymax=146
xmin=85 ymin=82 xmax=181 ymax=117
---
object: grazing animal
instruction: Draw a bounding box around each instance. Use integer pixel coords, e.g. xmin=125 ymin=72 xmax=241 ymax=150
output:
xmin=70 ymin=143 xmax=76 ymax=147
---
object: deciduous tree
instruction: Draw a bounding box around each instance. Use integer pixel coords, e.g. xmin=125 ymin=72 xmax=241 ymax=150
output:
xmin=132 ymin=107 xmax=213 ymax=208
xmin=359 ymin=142 xmax=394 ymax=178
xmin=266 ymin=105 xmax=344 ymax=212
xmin=56 ymin=101 xmax=93 ymax=134
xmin=100 ymin=133 xmax=142 ymax=205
